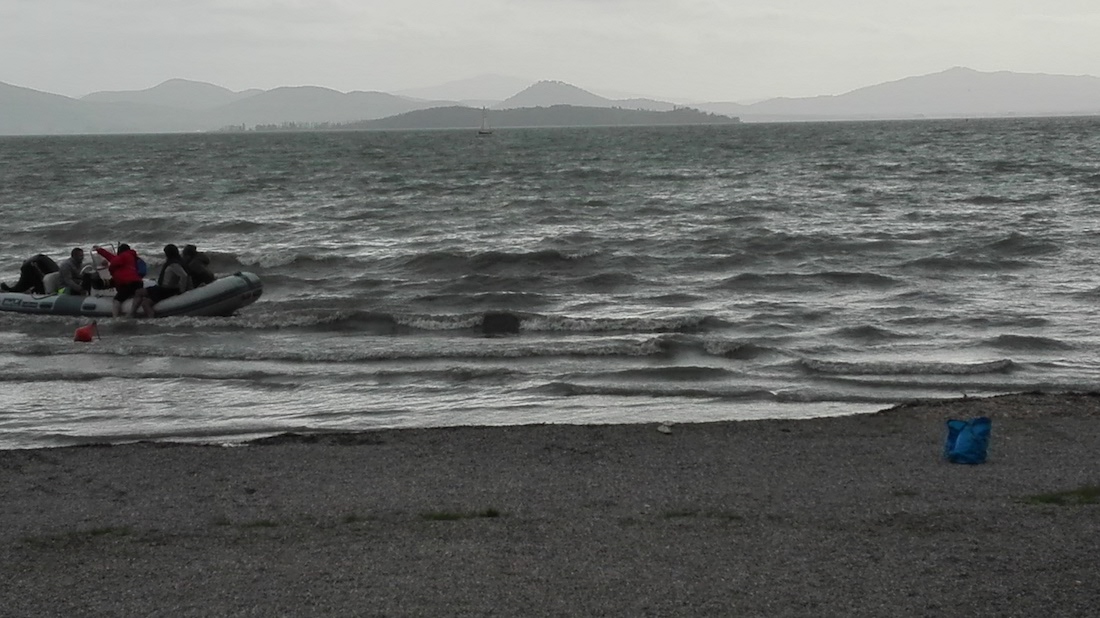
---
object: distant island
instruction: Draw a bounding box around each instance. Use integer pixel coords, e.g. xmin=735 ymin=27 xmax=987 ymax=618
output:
xmin=2 ymin=67 xmax=1100 ymax=136
xmin=233 ymin=105 xmax=738 ymax=133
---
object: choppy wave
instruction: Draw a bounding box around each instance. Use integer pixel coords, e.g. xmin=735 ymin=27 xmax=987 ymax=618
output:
xmin=250 ymin=253 xmax=351 ymax=271
xmin=536 ymin=381 xmax=779 ymax=400
xmin=719 ymin=271 xmax=900 ymax=290
xmin=0 ymin=308 xmax=735 ymax=338
xmin=984 ymin=232 xmax=1061 ymax=256
xmin=901 ymin=255 xmax=1033 ymax=271
xmin=0 ymin=365 xmax=524 ymax=386
xmin=833 ymin=325 xmax=911 ymax=342
xmin=397 ymin=248 xmax=602 ymax=275
xmin=535 ymin=381 xmax=915 ymax=405
xmin=195 ymin=219 xmax=272 ymax=234
xmin=520 ymin=314 xmax=727 ymax=333
xmin=984 ymin=334 xmax=1073 ymax=351
xmin=701 ymin=340 xmax=781 ymax=360
xmin=5 ymin=331 xmax=785 ymax=364
xmin=38 ymin=337 xmax=672 ymax=362
xmin=588 ymin=366 xmax=738 ymax=381
xmin=801 ymin=358 xmax=1015 ymax=376
xmin=960 ymin=194 xmax=1015 ymax=205
xmin=155 ymin=310 xmax=729 ymax=335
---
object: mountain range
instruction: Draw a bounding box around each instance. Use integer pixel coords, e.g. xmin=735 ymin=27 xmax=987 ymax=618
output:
xmin=2 ymin=67 xmax=1100 ymax=136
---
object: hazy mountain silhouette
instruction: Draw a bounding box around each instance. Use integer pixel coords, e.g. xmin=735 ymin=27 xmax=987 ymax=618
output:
xmin=82 ymin=79 xmax=261 ymax=110
xmin=0 ymin=81 xmax=92 ymax=134
xmin=0 ymin=81 xmax=207 ymax=134
xmin=500 ymin=81 xmax=611 ymax=108
xmin=396 ymin=73 xmax=532 ymax=105
xmin=499 ymin=81 xmax=677 ymax=112
xmin=3 ymin=67 xmax=1100 ymax=135
xmin=698 ymin=67 xmax=1100 ymax=120
xmin=205 ymin=86 xmax=444 ymax=126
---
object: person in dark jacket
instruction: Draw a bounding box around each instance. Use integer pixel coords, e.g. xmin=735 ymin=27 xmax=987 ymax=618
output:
xmin=181 ymin=244 xmax=216 ymax=286
xmin=142 ymin=244 xmax=193 ymax=318
xmin=1 ymin=254 xmax=59 ymax=294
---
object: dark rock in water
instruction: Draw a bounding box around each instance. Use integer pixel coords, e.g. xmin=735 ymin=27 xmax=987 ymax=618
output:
xmin=482 ymin=312 xmax=521 ymax=335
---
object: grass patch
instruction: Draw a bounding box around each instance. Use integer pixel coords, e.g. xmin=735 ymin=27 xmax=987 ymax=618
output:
xmin=342 ymin=513 xmax=375 ymax=524
xmin=87 ymin=526 xmax=132 ymax=537
xmin=1026 ymin=485 xmax=1100 ymax=506
xmin=705 ymin=510 xmax=744 ymax=522
xmin=210 ymin=517 xmax=281 ymax=528
xmin=422 ymin=512 xmax=464 ymax=521
xmin=238 ymin=519 xmax=279 ymax=529
xmin=420 ymin=508 xmax=502 ymax=521
xmin=661 ymin=509 xmax=742 ymax=521
xmin=21 ymin=525 xmax=132 ymax=548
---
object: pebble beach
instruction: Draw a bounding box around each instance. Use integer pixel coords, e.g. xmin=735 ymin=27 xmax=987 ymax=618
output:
xmin=2 ymin=392 xmax=1099 ymax=617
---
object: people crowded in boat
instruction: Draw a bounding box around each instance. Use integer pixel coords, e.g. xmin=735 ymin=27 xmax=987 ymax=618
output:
xmin=57 ymin=247 xmax=111 ymax=295
xmin=2 ymin=243 xmax=219 ymax=311
xmin=182 ymin=244 xmax=216 ymax=287
xmin=1 ymin=244 xmax=257 ymax=319
xmin=140 ymin=244 xmax=193 ymax=318
xmin=0 ymin=254 xmax=58 ymax=294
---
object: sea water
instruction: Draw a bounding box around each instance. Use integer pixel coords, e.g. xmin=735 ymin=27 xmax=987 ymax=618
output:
xmin=2 ymin=118 xmax=1100 ymax=449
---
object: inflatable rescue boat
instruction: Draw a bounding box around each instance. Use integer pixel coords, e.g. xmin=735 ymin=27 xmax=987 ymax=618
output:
xmin=0 ymin=271 xmax=263 ymax=318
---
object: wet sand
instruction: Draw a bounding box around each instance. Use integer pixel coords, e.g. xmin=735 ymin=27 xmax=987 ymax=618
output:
xmin=2 ymin=392 xmax=1099 ymax=617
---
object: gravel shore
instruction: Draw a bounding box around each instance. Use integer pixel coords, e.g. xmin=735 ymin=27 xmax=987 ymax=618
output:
xmin=3 ymin=392 xmax=1099 ymax=617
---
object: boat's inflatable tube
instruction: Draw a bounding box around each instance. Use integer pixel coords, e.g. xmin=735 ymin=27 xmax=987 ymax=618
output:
xmin=0 ymin=272 xmax=263 ymax=318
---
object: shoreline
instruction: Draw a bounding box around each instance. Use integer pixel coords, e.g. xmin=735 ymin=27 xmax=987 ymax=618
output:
xmin=3 ymin=391 xmax=1099 ymax=616
xmin=10 ymin=390 xmax=1100 ymax=454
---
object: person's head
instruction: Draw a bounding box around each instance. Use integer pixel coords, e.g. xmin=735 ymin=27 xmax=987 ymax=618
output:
xmin=70 ymin=247 xmax=84 ymax=263
xmin=164 ymin=244 xmax=181 ymax=260
xmin=182 ymin=244 xmax=197 ymax=258
xmin=118 ymin=243 xmax=131 ymax=253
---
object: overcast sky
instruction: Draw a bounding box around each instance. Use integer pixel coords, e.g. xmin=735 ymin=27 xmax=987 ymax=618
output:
xmin=3 ymin=1 xmax=1099 ymax=102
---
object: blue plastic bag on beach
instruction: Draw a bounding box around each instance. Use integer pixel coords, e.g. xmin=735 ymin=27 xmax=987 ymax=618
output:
xmin=943 ymin=417 xmax=991 ymax=464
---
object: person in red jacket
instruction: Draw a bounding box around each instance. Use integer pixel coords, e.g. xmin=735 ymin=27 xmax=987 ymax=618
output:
xmin=93 ymin=243 xmax=150 ymax=318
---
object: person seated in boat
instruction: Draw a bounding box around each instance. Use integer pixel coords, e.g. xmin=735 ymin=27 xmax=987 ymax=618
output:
xmin=0 ymin=254 xmax=59 ymax=294
xmin=94 ymin=243 xmax=150 ymax=318
xmin=181 ymin=244 xmax=216 ymax=287
xmin=57 ymin=247 xmax=94 ymax=295
xmin=141 ymin=244 xmax=193 ymax=318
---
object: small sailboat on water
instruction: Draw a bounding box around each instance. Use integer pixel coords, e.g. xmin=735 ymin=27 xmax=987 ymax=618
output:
xmin=478 ymin=107 xmax=493 ymax=136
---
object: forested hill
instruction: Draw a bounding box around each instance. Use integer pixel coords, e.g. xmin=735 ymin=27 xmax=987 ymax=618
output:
xmin=350 ymin=105 xmax=739 ymax=130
